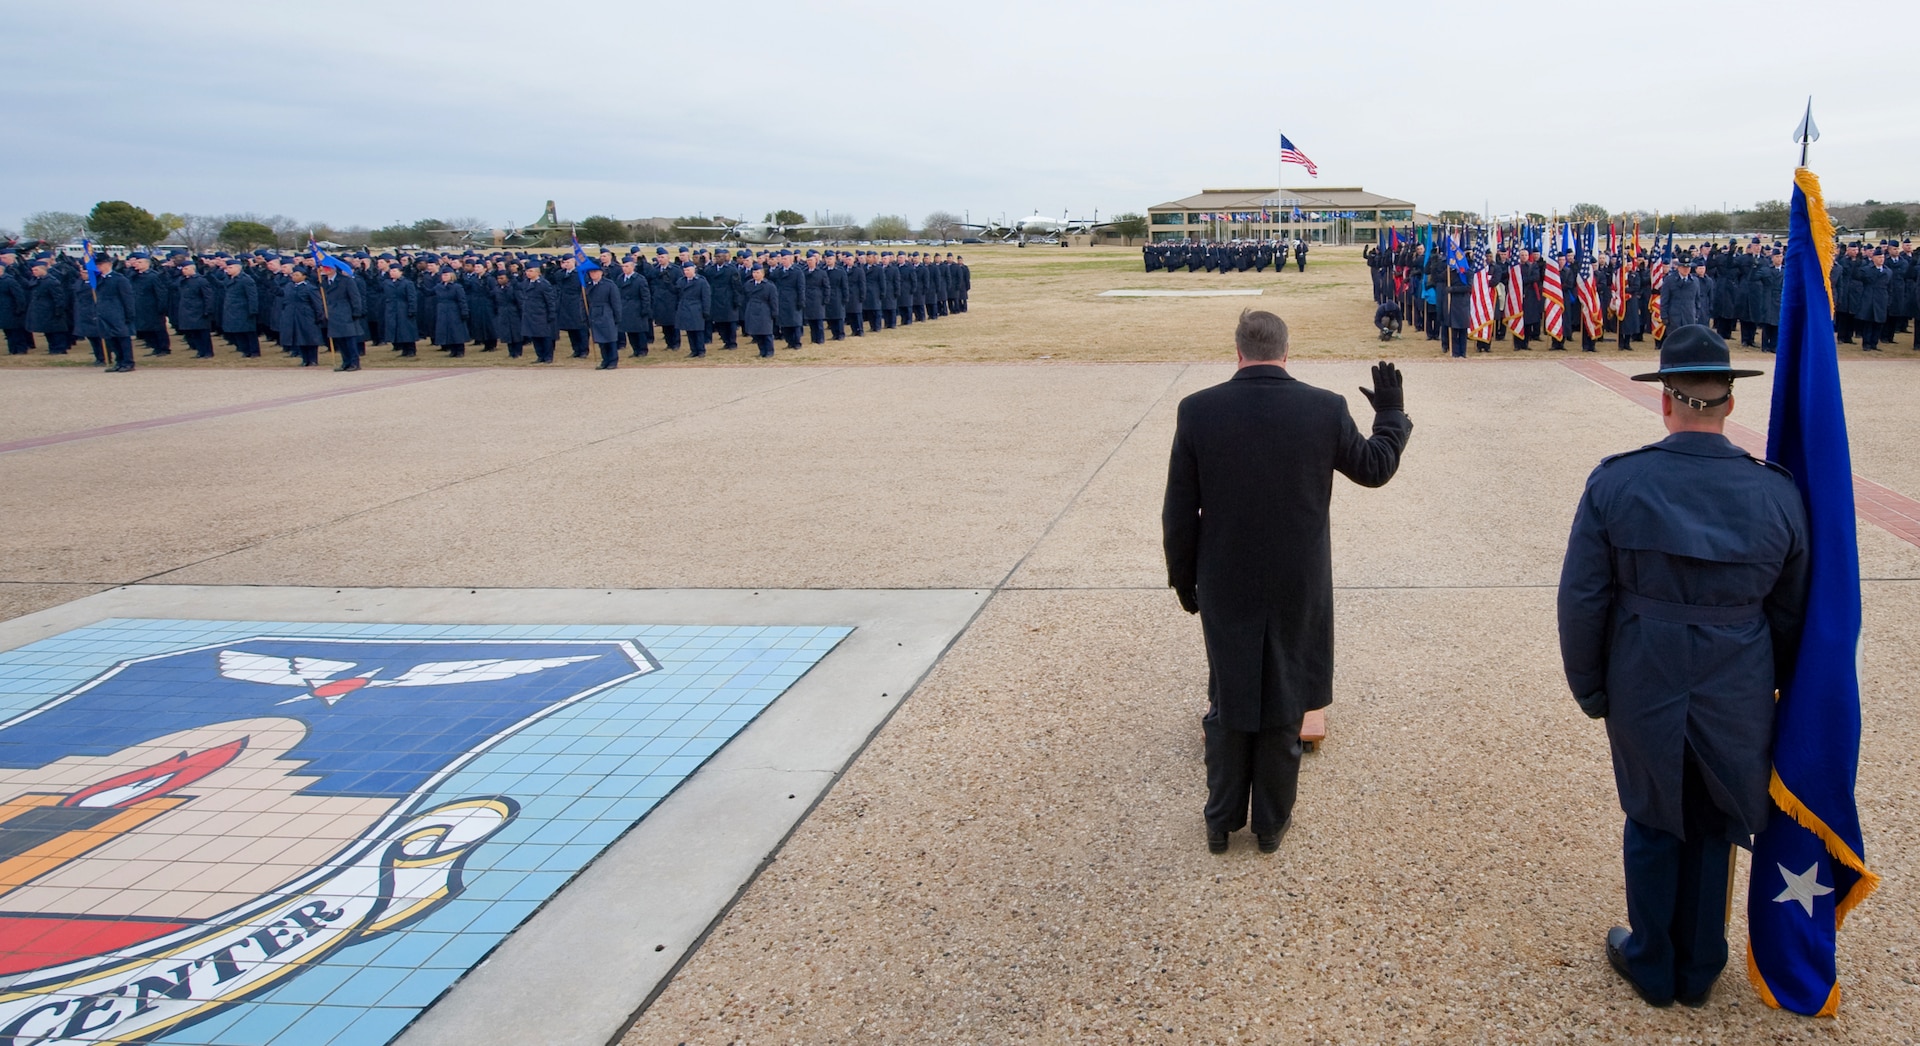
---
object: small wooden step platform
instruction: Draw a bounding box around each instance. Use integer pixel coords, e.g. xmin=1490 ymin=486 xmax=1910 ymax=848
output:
xmin=1301 ymin=709 xmax=1327 ymax=752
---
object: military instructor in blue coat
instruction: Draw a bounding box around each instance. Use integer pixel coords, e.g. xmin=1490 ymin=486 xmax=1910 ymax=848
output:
xmin=1557 ymin=324 xmax=1809 ymax=1009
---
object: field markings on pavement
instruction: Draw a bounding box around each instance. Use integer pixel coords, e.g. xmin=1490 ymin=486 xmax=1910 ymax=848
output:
xmin=1561 ymin=357 xmax=1920 ymax=549
xmin=0 ymin=370 xmax=473 ymax=455
xmin=1098 ymin=288 xmax=1264 ymax=297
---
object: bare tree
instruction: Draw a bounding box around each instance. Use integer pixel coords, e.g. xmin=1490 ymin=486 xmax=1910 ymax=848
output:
xmin=867 ymin=215 xmax=911 ymax=240
xmin=811 ymin=211 xmax=856 ymax=229
xmin=178 ymin=215 xmax=225 ymax=251
xmin=922 ymin=211 xmax=962 ymax=240
xmin=23 ymin=211 xmax=85 ymax=243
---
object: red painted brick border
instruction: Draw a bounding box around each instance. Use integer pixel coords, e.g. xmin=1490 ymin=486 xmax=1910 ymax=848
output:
xmin=0 ymin=370 xmax=472 ymax=455
xmin=1561 ymin=358 xmax=1920 ymax=550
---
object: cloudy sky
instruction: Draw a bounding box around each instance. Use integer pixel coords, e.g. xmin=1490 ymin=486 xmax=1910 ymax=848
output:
xmin=5 ymin=0 xmax=1916 ymax=233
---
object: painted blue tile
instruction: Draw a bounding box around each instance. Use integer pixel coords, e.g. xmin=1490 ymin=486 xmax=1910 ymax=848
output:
xmin=0 ymin=618 xmax=838 ymax=1046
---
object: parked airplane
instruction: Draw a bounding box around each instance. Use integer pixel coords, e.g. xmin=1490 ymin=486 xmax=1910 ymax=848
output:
xmin=671 ymin=218 xmax=852 ymax=245
xmin=965 ymin=212 xmax=1121 ymax=247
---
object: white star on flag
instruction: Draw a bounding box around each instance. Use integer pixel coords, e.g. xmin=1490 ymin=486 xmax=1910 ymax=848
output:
xmin=1774 ymin=862 xmax=1835 ymax=917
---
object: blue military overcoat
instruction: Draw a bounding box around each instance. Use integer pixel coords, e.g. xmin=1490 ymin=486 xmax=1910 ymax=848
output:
xmin=1557 ymin=431 xmax=1810 ymax=842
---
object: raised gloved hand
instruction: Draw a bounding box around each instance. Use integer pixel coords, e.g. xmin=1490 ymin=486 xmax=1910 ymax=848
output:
xmin=1359 ymin=361 xmax=1404 ymax=413
xmin=1174 ymin=584 xmax=1199 ymax=615
xmin=1574 ymin=689 xmax=1609 ymax=719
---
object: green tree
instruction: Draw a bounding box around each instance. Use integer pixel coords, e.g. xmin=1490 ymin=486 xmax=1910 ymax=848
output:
xmin=1745 ymin=200 xmax=1789 ymax=231
xmin=1107 ymin=212 xmax=1148 ymax=246
xmin=369 ymin=224 xmax=414 ymax=248
xmin=219 ymin=220 xmax=277 ymax=249
xmin=867 ymin=214 xmax=911 ymax=240
xmin=1865 ymin=207 xmax=1909 ymax=236
xmin=1568 ymin=202 xmax=1608 ymax=222
xmin=22 ymin=211 xmax=86 ymax=243
xmin=766 ymin=209 xmax=806 ymax=226
xmin=676 ymin=217 xmax=725 ymax=243
xmin=86 ymin=201 xmax=168 ymax=245
xmin=576 ymin=215 xmax=627 ymax=244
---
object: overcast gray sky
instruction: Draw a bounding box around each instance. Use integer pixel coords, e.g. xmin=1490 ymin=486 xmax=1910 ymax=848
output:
xmin=5 ymin=0 xmax=1915 ymax=232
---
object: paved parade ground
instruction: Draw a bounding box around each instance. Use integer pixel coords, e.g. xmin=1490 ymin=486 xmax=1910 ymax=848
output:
xmin=3 ymin=271 xmax=1918 ymax=1042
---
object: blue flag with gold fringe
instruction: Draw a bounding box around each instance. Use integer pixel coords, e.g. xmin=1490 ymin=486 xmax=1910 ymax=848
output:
xmin=1746 ymin=166 xmax=1878 ymax=1016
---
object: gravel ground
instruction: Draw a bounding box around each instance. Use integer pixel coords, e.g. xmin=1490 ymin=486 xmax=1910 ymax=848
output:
xmin=2 ymin=330 xmax=1915 ymax=1042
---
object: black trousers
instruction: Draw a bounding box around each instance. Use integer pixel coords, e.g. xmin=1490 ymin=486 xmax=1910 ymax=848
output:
xmin=505 ymin=339 xmax=523 ymax=358
xmin=713 ymin=319 xmax=737 ymax=348
xmin=882 ymin=308 xmax=896 ymax=330
xmin=687 ymin=329 xmax=709 ymax=356
xmin=1760 ymin=323 xmax=1778 ymax=350
xmin=1202 ymin=706 xmax=1303 ymax=836
xmin=183 ymin=329 xmax=214 ymax=357
xmin=807 ymin=318 xmax=825 ymax=344
xmin=660 ymin=324 xmax=680 ymax=350
xmin=1619 ymin=748 xmax=1734 ymax=1005
xmin=781 ymin=325 xmax=801 ymax=348
xmin=106 ymin=336 xmax=133 ymax=370
xmin=1712 ymin=317 xmax=1736 ymax=339
xmin=1861 ymin=320 xmax=1881 ymax=350
xmin=1835 ymin=311 xmax=1854 ymax=342
xmin=138 ymin=327 xmax=171 ymax=354
xmin=530 ymin=336 xmax=554 ymax=363
xmin=330 ymin=336 xmax=361 ymax=369
xmin=828 ymin=317 xmax=844 ymax=340
xmin=1446 ymin=327 xmax=1466 ymax=357
xmin=898 ymin=305 xmax=913 ymax=326
xmin=228 ymin=331 xmax=260 ymax=357
xmin=598 ymin=342 xmax=619 ymax=368
xmin=1739 ymin=320 xmax=1758 ymax=347
xmin=848 ymin=314 xmax=862 ymax=337
xmin=626 ymin=331 xmax=649 ymax=356
xmin=296 ymin=346 xmax=319 ymax=366
xmin=565 ymin=328 xmax=588 ymax=357
xmin=41 ymin=331 xmax=71 ymax=354
xmin=753 ymin=334 xmax=775 ymax=357
xmin=3 ymin=328 xmax=29 ymax=354
xmin=393 ymin=341 xmax=417 ymax=357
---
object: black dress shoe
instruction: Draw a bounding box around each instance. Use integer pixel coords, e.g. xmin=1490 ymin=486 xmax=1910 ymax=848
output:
xmin=1257 ymin=820 xmax=1290 ymax=853
xmin=1206 ymin=831 xmax=1228 ymax=854
xmin=1606 ymin=927 xmax=1672 ymax=1007
xmin=1677 ymin=984 xmax=1712 ymax=1009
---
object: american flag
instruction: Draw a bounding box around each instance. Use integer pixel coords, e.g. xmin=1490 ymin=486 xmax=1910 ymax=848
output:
xmin=1577 ymin=227 xmax=1604 ymax=339
xmin=1468 ymin=229 xmax=1495 ymax=343
xmin=1647 ymin=236 xmax=1670 ymax=340
xmin=1542 ymin=243 xmax=1566 ymax=342
xmin=1507 ymin=233 xmax=1526 ymax=337
xmin=1280 ymin=134 xmax=1318 ymax=178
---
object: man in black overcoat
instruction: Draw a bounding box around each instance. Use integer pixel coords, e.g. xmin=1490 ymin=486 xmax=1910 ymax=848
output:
xmin=1557 ymin=326 xmax=1809 ymax=1007
xmin=1162 ymin=311 xmax=1413 ymax=854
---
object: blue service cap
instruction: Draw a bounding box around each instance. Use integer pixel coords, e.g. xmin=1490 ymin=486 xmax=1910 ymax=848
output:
xmin=655 ymin=246 xmax=667 ymax=255
xmin=738 ymin=248 xmax=753 ymax=257
xmin=880 ymin=251 xmax=892 ymax=257
xmin=778 ymin=249 xmax=792 ymax=256
xmin=805 ymin=249 xmax=818 ymax=257
xmin=129 ymin=250 xmax=150 ymax=259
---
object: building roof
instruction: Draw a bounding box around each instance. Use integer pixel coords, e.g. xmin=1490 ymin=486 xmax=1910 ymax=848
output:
xmin=1149 ymin=187 xmax=1414 ymax=211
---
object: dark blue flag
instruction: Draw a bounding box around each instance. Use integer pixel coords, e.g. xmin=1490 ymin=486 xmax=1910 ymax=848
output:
xmin=1746 ymin=166 xmax=1878 ymax=1016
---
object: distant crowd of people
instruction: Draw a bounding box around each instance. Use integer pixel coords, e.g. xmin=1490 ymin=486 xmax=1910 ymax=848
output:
xmin=1142 ymin=239 xmax=1309 ymax=273
xmin=0 ymin=243 xmax=970 ymax=372
xmin=1366 ymin=233 xmax=1918 ymax=357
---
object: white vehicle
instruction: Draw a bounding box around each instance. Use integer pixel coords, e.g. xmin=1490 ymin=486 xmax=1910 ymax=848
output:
xmin=671 ymin=218 xmax=853 ymax=246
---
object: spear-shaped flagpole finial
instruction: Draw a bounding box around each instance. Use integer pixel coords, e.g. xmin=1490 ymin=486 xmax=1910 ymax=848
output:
xmin=1794 ymin=96 xmax=1820 ymax=167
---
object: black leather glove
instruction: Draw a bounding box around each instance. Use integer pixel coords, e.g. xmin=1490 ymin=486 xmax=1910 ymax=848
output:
xmin=1359 ymin=361 xmax=1404 ymax=413
xmin=1574 ymin=689 xmax=1609 ymax=719
xmin=1174 ymin=584 xmax=1199 ymax=615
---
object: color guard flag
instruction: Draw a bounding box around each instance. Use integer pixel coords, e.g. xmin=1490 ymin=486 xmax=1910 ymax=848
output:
xmin=571 ymin=233 xmax=597 ymax=284
xmin=82 ymin=239 xmax=98 ymax=291
xmin=1280 ymin=134 xmax=1318 ymax=177
xmin=1746 ymin=165 xmax=1877 ymax=1017
xmin=308 ymin=239 xmax=352 ymax=275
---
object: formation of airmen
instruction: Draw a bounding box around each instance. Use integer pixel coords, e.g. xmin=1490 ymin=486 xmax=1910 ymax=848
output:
xmin=0 ymin=242 xmax=971 ymax=372
xmin=1142 ymin=239 xmax=1311 ymax=273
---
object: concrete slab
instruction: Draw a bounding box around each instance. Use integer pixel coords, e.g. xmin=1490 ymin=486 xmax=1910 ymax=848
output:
xmin=150 ymin=366 xmax=1186 ymax=591
xmin=625 ymin=584 xmax=1920 ymax=1045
